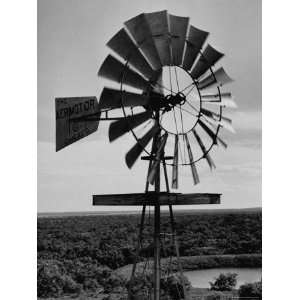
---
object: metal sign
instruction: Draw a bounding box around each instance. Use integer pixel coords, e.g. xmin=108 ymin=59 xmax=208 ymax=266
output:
xmin=55 ymin=96 xmax=99 ymax=151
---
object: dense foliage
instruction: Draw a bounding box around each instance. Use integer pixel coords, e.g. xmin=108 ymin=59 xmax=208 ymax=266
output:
xmin=126 ymin=273 xmax=191 ymax=300
xmin=209 ymin=272 xmax=237 ymax=291
xmin=238 ymin=280 xmax=262 ymax=299
xmin=37 ymin=258 xmax=126 ymax=298
xmin=37 ymin=210 xmax=261 ymax=298
xmin=38 ymin=211 xmax=261 ymax=267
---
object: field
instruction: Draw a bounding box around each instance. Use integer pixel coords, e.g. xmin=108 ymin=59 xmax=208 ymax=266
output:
xmin=37 ymin=209 xmax=261 ymax=299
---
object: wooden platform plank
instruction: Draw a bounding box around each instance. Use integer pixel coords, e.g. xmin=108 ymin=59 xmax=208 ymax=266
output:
xmin=93 ymin=192 xmax=220 ymax=206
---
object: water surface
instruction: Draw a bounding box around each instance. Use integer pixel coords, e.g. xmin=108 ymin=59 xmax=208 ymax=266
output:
xmin=185 ymin=268 xmax=262 ymax=288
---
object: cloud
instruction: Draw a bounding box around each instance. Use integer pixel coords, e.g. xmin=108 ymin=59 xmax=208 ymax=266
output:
xmin=231 ymin=110 xmax=262 ymax=131
xmin=38 ymin=110 xmax=261 ymax=212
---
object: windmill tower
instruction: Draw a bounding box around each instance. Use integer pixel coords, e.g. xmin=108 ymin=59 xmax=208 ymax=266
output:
xmin=55 ymin=10 xmax=236 ymax=300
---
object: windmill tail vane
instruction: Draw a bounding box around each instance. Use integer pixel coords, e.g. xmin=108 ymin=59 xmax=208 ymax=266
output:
xmin=55 ymin=10 xmax=237 ymax=300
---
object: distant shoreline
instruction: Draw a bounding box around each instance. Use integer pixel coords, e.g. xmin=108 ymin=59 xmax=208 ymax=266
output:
xmin=37 ymin=207 xmax=261 ymax=218
xmin=115 ymin=254 xmax=262 ymax=279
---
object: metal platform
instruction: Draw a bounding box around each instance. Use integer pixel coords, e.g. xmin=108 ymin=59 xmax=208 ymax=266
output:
xmin=93 ymin=192 xmax=221 ymax=206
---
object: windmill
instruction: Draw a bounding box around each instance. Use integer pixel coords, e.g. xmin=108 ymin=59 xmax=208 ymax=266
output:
xmin=55 ymin=10 xmax=236 ymax=300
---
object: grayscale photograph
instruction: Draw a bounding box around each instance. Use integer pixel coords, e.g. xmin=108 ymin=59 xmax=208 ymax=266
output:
xmin=38 ymin=0 xmax=262 ymax=299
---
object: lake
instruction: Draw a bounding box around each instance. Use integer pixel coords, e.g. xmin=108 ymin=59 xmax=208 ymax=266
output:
xmin=185 ymin=268 xmax=262 ymax=288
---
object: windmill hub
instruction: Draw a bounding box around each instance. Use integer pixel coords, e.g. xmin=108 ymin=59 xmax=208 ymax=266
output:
xmin=165 ymin=92 xmax=186 ymax=107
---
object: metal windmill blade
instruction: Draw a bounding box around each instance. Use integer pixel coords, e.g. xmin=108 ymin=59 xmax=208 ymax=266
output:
xmin=144 ymin=10 xmax=171 ymax=66
xmin=151 ymin=68 xmax=164 ymax=95
xmin=198 ymin=119 xmax=228 ymax=149
xmin=99 ymin=88 xmax=149 ymax=110
xmin=190 ymin=44 xmax=224 ymax=79
xmin=201 ymin=92 xmax=237 ymax=108
xmin=200 ymin=111 xmax=235 ymax=133
xmin=109 ymin=111 xmax=153 ymax=142
xmin=169 ymin=14 xmax=189 ymax=66
xmin=171 ymin=135 xmax=179 ymax=189
xmin=184 ymin=134 xmax=200 ymax=184
xmin=182 ymin=25 xmax=209 ymax=70
xmin=125 ymin=124 xmax=160 ymax=169
xmin=147 ymin=133 xmax=168 ymax=184
xmin=125 ymin=13 xmax=161 ymax=70
xmin=201 ymin=108 xmax=233 ymax=124
xmin=197 ymin=67 xmax=233 ymax=90
xmin=192 ymin=129 xmax=216 ymax=170
xmin=107 ymin=28 xmax=155 ymax=80
xmin=189 ymin=91 xmax=237 ymax=111
xmin=98 ymin=55 xmax=150 ymax=91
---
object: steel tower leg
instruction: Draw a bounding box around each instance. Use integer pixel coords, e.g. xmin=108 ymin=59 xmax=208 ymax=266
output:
xmin=127 ymin=205 xmax=146 ymax=300
xmin=162 ymin=159 xmax=188 ymax=300
xmin=153 ymin=112 xmax=161 ymax=300
xmin=154 ymin=179 xmax=160 ymax=300
xmin=128 ymin=132 xmax=157 ymax=300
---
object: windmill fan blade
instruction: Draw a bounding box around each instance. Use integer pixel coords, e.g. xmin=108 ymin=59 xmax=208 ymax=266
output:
xmin=182 ymin=25 xmax=209 ymax=71
xmin=98 ymin=55 xmax=149 ymax=91
xmin=144 ymin=10 xmax=171 ymax=66
xmin=150 ymin=69 xmax=164 ymax=95
xmin=109 ymin=111 xmax=152 ymax=142
xmin=216 ymin=135 xmax=228 ymax=149
xmin=191 ymin=44 xmax=224 ymax=79
xmin=201 ymin=92 xmax=237 ymax=108
xmin=201 ymin=108 xmax=232 ymax=124
xmin=124 ymin=13 xmax=161 ymax=70
xmin=197 ymin=67 xmax=233 ymax=90
xmin=201 ymin=92 xmax=231 ymax=99
xmin=99 ymin=88 xmax=149 ymax=110
xmin=190 ymin=91 xmax=236 ymax=108
xmin=169 ymin=14 xmax=189 ymax=66
xmin=184 ymin=134 xmax=200 ymax=185
xmin=192 ymin=129 xmax=216 ymax=170
xmin=147 ymin=133 xmax=168 ymax=184
xmin=198 ymin=119 xmax=228 ymax=149
xmin=200 ymin=114 xmax=235 ymax=133
xmin=203 ymin=98 xmax=237 ymax=108
xmin=201 ymin=109 xmax=234 ymax=133
xmin=126 ymin=124 xmax=159 ymax=169
xmin=172 ymin=135 xmax=179 ymax=189
xmin=198 ymin=119 xmax=217 ymax=144
xmin=201 ymin=108 xmax=234 ymax=130
xmin=107 ymin=28 xmax=154 ymax=79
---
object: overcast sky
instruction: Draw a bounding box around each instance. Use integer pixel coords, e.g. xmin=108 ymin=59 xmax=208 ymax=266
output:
xmin=38 ymin=0 xmax=261 ymax=212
